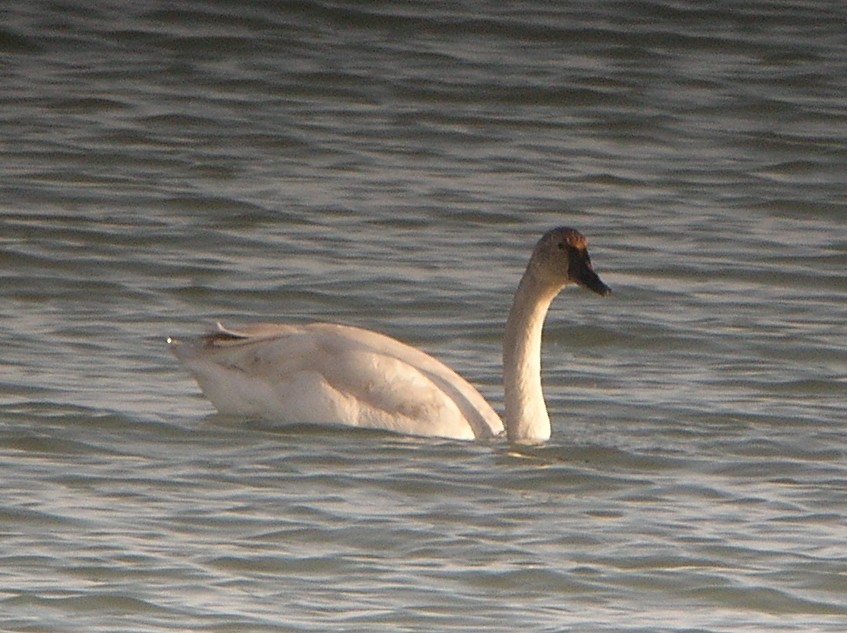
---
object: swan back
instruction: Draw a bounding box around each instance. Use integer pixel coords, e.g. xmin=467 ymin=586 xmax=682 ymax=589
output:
xmin=170 ymin=322 xmax=504 ymax=440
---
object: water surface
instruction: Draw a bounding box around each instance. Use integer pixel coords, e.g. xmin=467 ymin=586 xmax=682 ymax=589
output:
xmin=2 ymin=1 xmax=846 ymax=631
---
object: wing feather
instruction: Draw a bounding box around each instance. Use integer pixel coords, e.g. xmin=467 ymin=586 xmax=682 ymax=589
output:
xmin=170 ymin=323 xmax=503 ymax=440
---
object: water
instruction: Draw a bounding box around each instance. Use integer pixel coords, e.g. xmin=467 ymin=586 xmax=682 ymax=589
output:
xmin=2 ymin=1 xmax=846 ymax=631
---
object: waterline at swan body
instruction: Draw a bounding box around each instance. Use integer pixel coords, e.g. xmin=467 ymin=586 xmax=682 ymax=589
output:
xmin=169 ymin=227 xmax=610 ymax=442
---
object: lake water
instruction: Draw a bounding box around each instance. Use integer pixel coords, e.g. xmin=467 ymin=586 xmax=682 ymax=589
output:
xmin=2 ymin=1 xmax=846 ymax=631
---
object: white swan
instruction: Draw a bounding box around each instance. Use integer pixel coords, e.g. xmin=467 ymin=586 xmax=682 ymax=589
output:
xmin=169 ymin=227 xmax=610 ymax=443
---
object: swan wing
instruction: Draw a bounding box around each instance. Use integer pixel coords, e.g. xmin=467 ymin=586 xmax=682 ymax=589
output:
xmin=170 ymin=323 xmax=504 ymax=440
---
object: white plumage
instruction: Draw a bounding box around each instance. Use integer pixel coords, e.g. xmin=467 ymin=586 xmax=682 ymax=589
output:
xmin=169 ymin=227 xmax=610 ymax=442
xmin=170 ymin=322 xmax=502 ymax=440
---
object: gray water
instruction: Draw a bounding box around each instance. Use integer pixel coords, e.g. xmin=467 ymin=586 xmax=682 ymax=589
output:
xmin=2 ymin=1 xmax=846 ymax=631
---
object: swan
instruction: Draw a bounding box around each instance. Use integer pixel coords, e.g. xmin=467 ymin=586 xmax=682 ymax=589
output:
xmin=168 ymin=227 xmax=610 ymax=443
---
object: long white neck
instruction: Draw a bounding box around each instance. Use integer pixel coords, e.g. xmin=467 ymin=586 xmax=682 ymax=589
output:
xmin=502 ymin=265 xmax=564 ymax=443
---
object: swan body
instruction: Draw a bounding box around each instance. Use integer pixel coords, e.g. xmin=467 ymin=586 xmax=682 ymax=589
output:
xmin=170 ymin=321 xmax=503 ymax=440
xmin=169 ymin=227 xmax=610 ymax=442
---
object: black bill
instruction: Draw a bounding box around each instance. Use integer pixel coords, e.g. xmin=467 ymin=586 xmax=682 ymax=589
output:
xmin=568 ymin=248 xmax=611 ymax=296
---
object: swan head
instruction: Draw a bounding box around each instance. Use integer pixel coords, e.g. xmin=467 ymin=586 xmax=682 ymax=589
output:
xmin=531 ymin=227 xmax=611 ymax=296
